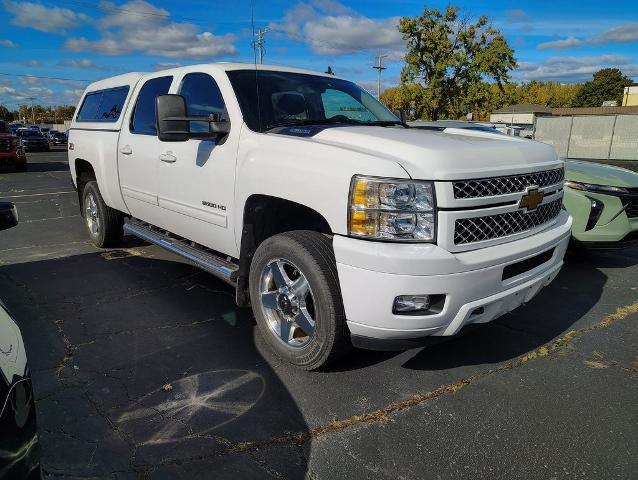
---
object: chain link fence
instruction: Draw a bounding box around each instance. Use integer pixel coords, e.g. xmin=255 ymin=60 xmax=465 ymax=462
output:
xmin=534 ymin=115 xmax=638 ymax=161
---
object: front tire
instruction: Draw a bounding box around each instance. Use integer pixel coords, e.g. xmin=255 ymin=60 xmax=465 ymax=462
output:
xmin=82 ymin=181 xmax=123 ymax=247
xmin=249 ymin=230 xmax=350 ymax=370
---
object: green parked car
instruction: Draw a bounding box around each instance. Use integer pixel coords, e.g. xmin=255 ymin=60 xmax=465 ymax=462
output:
xmin=563 ymin=160 xmax=638 ymax=248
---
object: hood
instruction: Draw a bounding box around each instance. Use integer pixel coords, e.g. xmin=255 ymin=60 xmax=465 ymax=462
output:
xmin=308 ymin=126 xmax=559 ymax=180
xmin=0 ymin=133 xmax=14 ymax=139
xmin=565 ymin=160 xmax=638 ymax=188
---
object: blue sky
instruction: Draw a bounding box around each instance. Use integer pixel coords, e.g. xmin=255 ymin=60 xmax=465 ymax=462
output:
xmin=0 ymin=0 xmax=637 ymax=109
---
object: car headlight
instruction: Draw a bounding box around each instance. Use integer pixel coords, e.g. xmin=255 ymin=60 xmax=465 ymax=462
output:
xmin=564 ymin=181 xmax=628 ymax=194
xmin=348 ymin=175 xmax=436 ymax=242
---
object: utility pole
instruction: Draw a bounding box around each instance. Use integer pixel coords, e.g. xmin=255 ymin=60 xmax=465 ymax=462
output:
xmin=25 ymin=96 xmax=36 ymax=125
xmin=255 ymin=27 xmax=269 ymax=64
xmin=373 ymin=53 xmax=388 ymax=100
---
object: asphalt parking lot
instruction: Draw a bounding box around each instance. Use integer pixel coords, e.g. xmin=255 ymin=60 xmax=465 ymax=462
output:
xmin=1 ymin=150 xmax=637 ymax=479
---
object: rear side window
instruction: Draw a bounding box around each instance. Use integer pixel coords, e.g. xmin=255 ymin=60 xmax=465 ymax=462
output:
xmin=76 ymin=86 xmax=129 ymax=122
xmin=179 ymin=73 xmax=226 ymax=133
xmin=131 ymin=76 xmax=173 ymax=135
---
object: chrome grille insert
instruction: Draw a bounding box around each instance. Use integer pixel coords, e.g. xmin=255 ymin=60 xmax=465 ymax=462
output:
xmin=453 ymin=169 xmax=564 ymax=199
xmin=454 ymin=199 xmax=562 ymax=245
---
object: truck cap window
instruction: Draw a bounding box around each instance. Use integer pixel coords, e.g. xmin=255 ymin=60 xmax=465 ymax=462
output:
xmin=76 ymin=86 xmax=130 ymax=122
xmin=131 ymin=76 xmax=173 ymax=135
xmin=179 ymin=73 xmax=227 ymax=133
xmin=226 ymin=70 xmax=398 ymax=132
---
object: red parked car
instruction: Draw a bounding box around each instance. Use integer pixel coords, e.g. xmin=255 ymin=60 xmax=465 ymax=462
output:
xmin=0 ymin=121 xmax=27 ymax=172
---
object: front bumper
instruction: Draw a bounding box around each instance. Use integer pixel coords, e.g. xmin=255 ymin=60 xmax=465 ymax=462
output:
xmin=564 ymin=187 xmax=638 ymax=247
xmin=334 ymin=210 xmax=572 ymax=346
xmin=21 ymin=143 xmax=48 ymax=151
xmin=0 ymin=150 xmax=25 ymax=166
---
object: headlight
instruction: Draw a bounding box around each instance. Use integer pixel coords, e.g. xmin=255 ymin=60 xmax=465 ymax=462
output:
xmin=564 ymin=181 xmax=628 ymax=194
xmin=348 ymin=175 xmax=436 ymax=242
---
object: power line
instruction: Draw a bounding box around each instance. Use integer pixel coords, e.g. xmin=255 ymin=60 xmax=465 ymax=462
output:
xmin=0 ymin=72 xmax=92 ymax=83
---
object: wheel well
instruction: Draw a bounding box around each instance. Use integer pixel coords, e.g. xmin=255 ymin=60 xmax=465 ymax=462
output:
xmin=75 ymin=159 xmax=96 ymax=212
xmin=235 ymin=195 xmax=332 ymax=306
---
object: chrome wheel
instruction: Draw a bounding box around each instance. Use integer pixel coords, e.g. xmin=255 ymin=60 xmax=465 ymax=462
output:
xmin=85 ymin=192 xmax=99 ymax=236
xmin=260 ymin=259 xmax=316 ymax=349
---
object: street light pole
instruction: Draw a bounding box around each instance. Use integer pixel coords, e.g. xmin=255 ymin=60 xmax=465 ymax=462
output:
xmin=373 ymin=53 xmax=388 ymax=100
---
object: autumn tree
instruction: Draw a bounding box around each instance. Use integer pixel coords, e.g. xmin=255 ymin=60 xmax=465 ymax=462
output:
xmin=380 ymin=84 xmax=430 ymax=120
xmin=399 ymin=5 xmax=516 ymax=120
xmin=571 ymin=68 xmax=632 ymax=107
xmin=17 ymin=104 xmax=76 ymax=123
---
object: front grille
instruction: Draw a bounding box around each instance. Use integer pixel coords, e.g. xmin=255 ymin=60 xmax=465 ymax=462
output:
xmin=625 ymin=201 xmax=638 ymax=218
xmin=0 ymin=140 xmax=10 ymax=151
xmin=454 ymin=199 xmax=562 ymax=245
xmin=453 ymin=169 xmax=564 ymax=199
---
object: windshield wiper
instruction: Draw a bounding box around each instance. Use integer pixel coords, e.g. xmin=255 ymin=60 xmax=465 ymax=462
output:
xmin=362 ymin=120 xmax=410 ymax=128
xmin=264 ymin=118 xmax=362 ymax=131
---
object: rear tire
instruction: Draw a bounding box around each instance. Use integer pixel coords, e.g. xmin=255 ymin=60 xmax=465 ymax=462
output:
xmin=82 ymin=181 xmax=123 ymax=248
xmin=249 ymin=230 xmax=350 ymax=370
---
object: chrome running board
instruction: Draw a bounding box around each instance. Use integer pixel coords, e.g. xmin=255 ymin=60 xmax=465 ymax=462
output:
xmin=124 ymin=219 xmax=238 ymax=286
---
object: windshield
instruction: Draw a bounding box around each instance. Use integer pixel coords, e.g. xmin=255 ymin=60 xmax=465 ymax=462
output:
xmin=227 ymin=70 xmax=399 ymax=132
xmin=17 ymin=130 xmax=42 ymax=137
xmin=0 ymin=121 xmax=8 ymax=133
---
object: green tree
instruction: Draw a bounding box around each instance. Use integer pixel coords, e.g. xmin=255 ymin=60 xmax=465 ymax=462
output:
xmin=0 ymin=105 xmax=17 ymax=121
xmin=399 ymin=5 xmax=516 ymax=120
xmin=571 ymin=68 xmax=632 ymax=107
xmin=380 ymin=84 xmax=430 ymax=120
xmin=16 ymin=104 xmax=76 ymax=123
xmin=517 ymin=81 xmax=581 ymax=108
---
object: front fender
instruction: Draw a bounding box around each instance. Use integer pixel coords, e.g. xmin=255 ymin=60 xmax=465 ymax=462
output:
xmin=233 ymin=127 xmax=409 ymax=250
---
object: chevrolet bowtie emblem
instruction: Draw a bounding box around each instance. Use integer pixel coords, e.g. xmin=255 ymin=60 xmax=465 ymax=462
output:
xmin=519 ymin=187 xmax=544 ymax=211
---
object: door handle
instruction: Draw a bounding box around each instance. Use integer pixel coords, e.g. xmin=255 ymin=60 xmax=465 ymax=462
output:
xmin=159 ymin=152 xmax=177 ymax=163
xmin=120 ymin=145 xmax=132 ymax=155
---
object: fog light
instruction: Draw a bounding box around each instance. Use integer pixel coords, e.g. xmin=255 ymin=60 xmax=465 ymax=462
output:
xmin=393 ymin=295 xmax=431 ymax=314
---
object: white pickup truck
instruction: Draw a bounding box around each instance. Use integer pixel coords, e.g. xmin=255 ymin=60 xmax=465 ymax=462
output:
xmin=68 ymin=63 xmax=572 ymax=369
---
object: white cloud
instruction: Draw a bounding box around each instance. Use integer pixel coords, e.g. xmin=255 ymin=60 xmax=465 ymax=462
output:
xmin=270 ymin=0 xmax=404 ymax=56
xmin=63 ymin=88 xmax=85 ymax=103
xmin=589 ymin=23 xmax=638 ymax=44
xmin=65 ymin=0 xmax=236 ymax=59
xmin=513 ymin=55 xmax=638 ymax=82
xmin=20 ymin=75 xmax=46 ymax=86
xmin=305 ymin=16 xmax=403 ymax=55
xmin=153 ymin=62 xmax=182 ymax=70
xmin=505 ymin=9 xmax=530 ymax=23
xmin=0 ymin=86 xmax=16 ymax=95
xmin=0 ymin=39 xmax=16 ymax=47
xmin=18 ymin=59 xmax=42 ymax=67
xmin=537 ymin=36 xmax=582 ymax=50
xmin=3 ymin=0 xmax=89 ymax=34
xmin=57 ymin=59 xmax=107 ymax=70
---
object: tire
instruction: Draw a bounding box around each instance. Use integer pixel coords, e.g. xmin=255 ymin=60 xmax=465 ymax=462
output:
xmin=249 ymin=230 xmax=350 ymax=370
xmin=16 ymin=161 xmax=27 ymax=172
xmin=82 ymin=181 xmax=123 ymax=247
